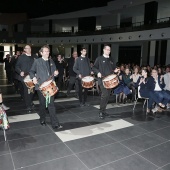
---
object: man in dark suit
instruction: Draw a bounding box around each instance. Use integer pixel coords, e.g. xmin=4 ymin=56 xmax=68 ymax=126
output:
xmin=15 ymin=45 xmax=36 ymax=112
xmin=30 ymin=45 xmax=62 ymax=130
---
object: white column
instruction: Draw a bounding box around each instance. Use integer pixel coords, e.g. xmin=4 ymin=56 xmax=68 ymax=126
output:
xmin=166 ymin=40 xmax=170 ymax=65
xmin=149 ymin=41 xmax=156 ymax=67
xmin=65 ymin=47 xmax=71 ymax=58
xmin=111 ymin=44 xmax=119 ymax=67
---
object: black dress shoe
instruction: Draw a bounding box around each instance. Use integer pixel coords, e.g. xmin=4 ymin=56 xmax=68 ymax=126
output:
xmin=99 ymin=112 xmax=105 ymax=119
xmin=80 ymin=103 xmax=84 ymax=107
xmin=103 ymin=112 xmax=111 ymax=117
xmin=83 ymin=103 xmax=90 ymax=107
xmin=52 ymin=124 xmax=63 ymax=130
xmin=40 ymin=121 xmax=46 ymax=126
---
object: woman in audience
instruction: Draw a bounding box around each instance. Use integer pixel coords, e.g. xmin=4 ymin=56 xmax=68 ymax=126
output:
xmin=114 ymin=69 xmax=131 ymax=104
xmin=131 ymin=67 xmax=141 ymax=86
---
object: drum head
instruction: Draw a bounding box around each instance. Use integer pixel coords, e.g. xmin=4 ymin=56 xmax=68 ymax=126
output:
xmin=103 ymin=74 xmax=117 ymax=81
xmin=82 ymin=76 xmax=94 ymax=82
xmin=24 ymin=75 xmax=31 ymax=82
xmin=40 ymin=79 xmax=53 ymax=88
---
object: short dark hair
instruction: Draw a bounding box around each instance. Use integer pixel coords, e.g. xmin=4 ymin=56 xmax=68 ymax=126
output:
xmin=81 ymin=47 xmax=87 ymax=51
xmin=103 ymin=44 xmax=110 ymax=49
xmin=39 ymin=45 xmax=50 ymax=53
xmin=24 ymin=44 xmax=31 ymax=49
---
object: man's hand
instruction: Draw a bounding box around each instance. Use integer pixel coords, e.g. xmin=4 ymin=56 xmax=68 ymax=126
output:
xmin=79 ymin=74 xmax=82 ymax=79
xmin=97 ymin=72 xmax=102 ymax=78
xmin=32 ymin=77 xmax=38 ymax=84
xmin=54 ymin=70 xmax=59 ymax=76
xmin=91 ymin=71 xmax=94 ymax=75
xmin=114 ymin=68 xmax=120 ymax=73
xmin=20 ymin=71 xmax=24 ymax=77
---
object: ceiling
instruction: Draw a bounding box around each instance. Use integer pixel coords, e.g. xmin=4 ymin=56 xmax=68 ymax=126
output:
xmin=0 ymin=0 xmax=112 ymax=18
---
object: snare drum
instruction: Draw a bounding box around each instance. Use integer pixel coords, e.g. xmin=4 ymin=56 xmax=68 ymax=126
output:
xmin=82 ymin=76 xmax=94 ymax=88
xmin=39 ymin=79 xmax=58 ymax=97
xmin=24 ymin=75 xmax=35 ymax=89
xmin=102 ymin=74 xmax=119 ymax=89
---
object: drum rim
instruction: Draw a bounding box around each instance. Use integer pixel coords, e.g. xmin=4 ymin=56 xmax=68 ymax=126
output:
xmin=103 ymin=74 xmax=117 ymax=81
xmin=39 ymin=79 xmax=53 ymax=88
xmin=82 ymin=76 xmax=94 ymax=82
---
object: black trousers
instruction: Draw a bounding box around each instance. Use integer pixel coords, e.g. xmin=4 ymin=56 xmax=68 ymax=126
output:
xmin=67 ymin=76 xmax=79 ymax=94
xmin=6 ymin=69 xmax=12 ymax=83
xmin=99 ymin=83 xmax=111 ymax=113
xmin=127 ymin=82 xmax=136 ymax=101
xmin=21 ymin=82 xmax=34 ymax=109
xmin=78 ymin=79 xmax=88 ymax=103
xmin=37 ymin=90 xmax=59 ymax=127
xmin=56 ymin=74 xmax=63 ymax=91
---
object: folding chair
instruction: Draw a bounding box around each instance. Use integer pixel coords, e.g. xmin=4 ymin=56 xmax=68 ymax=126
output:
xmin=133 ymin=86 xmax=149 ymax=115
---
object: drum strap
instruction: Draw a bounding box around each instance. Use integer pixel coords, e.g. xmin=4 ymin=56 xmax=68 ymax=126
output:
xmin=48 ymin=60 xmax=52 ymax=76
xmin=45 ymin=92 xmax=51 ymax=108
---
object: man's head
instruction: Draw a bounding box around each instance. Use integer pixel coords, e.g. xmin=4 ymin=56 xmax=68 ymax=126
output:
xmin=16 ymin=51 xmax=20 ymax=56
xmin=6 ymin=54 xmax=10 ymax=59
xmin=103 ymin=45 xmax=111 ymax=56
xmin=39 ymin=45 xmax=50 ymax=59
xmin=24 ymin=45 xmax=31 ymax=55
xmin=81 ymin=47 xmax=87 ymax=56
xmin=72 ymin=51 xmax=78 ymax=58
xmin=151 ymin=69 xmax=158 ymax=78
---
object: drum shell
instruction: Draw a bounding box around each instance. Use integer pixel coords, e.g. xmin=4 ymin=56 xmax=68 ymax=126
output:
xmin=81 ymin=76 xmax=94 ymax=89
xmin=103 ymin=75 xmax=119 ymax=89
xmin=25 ymin=81 xmax=35 ymax=89
xmin=40 ymin=81 xmax=58 ymax=97
xmin=82 ymin=80 xmax=94 ymax=88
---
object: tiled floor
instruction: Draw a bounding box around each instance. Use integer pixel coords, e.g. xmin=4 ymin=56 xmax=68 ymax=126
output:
xmin=1 ymin=64 xmax=170 ymax=170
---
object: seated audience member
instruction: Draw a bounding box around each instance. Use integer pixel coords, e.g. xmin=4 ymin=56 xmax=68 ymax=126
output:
xmin=114 ymin=69 xmax=131 ymax=104
xmin=136 ymin=68 xmax=155 ymax=113
xmin=122 ymin=68 xmax=136 ymax=101
xmin=148 ymin=69 xmax=170 ymax=113
xmin=131 ymin=66 xmax=141 ymax=86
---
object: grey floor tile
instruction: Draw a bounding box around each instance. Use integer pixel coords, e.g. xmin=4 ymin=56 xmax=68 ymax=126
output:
xmin=94 ymin=154 xmax=158 ymax=170
xmin=123 ymin=116 xmax=148 ymax=125
xmin=12 ymin=142 xmax=72 ymax=169
xmin=137 ymin=120 xmax=170 ymax=132
xmin=9 ymin=120 xmax=40 ymax=130
xmin=121 ymin=133 xmax=167 ymax=152
xmin=57 ymin=113 xmax=81 ymax=123
xmin=0 ymin=141 xmax=10 ymax=156
xmin=18 ymin=155 xmax=88 ymax=170
xmin=153 ymin=126 xmax=170 ymax=140
xmin=77 ymin=142 xmax=133 ymax=169
xmin=106 ymin=126 xmax=147 ymax=142
xmin=161 ymin=164 xmax=170 ymax=170
xmin=53 ymin=120 xmax=89 ymax=131
xmin=0 ymin=154 xmax=14 ymax=170
xmin=139 ymin=141 xmax=170 ymax=167
xmin=9 ymin=133 xmax=61 ymax=153
xmin=7 ymin=126 xmax=52 ymax=140
xmin=84 ymin=116 xmax=119 ymax=125
xmin=66 ymin=134 xmax=115 ymax=153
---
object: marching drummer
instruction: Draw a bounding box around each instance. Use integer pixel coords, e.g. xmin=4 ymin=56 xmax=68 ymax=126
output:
xmin=73 ymin=47 xmax=92 ymax=107
xmin=15 ymin=45 xmax=36 ymax=113
xmin=92 ymin=44 xmax=119 ymax=119
xmin=29 ymin=45 xmax=62 ymax=130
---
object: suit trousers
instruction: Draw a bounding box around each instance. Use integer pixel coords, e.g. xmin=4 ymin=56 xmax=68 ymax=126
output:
xmin=37 ymin=90 xmax=59 ymax=127
xmin=78 ymin=79 xmax=88 ymax=103
xmin=99 ymin=83 xmax=111 ymax=113
xmin=21 ymin=82 xmax=34 ymax=109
